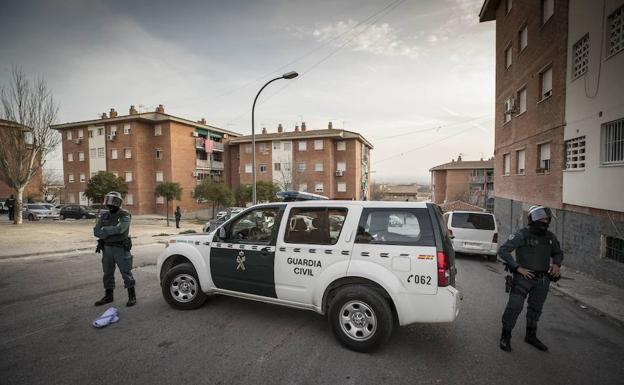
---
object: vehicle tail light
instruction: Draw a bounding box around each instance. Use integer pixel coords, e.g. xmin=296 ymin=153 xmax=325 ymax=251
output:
xmin=437 ymin=251 xmax=450 ymax=287
xmin=492 ymin=233 xmax=498 ymax=243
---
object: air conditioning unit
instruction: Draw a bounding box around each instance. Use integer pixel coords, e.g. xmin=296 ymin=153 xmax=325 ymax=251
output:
xmin=335 ymin=170 xmax=344 ymax=177
xmin=107 ymin=134 xmax=116 ymax=141
xmin=192 ymin=132 xmax=199 ymax=137
xmin=504 ymin=98 xmax=515 ymax=114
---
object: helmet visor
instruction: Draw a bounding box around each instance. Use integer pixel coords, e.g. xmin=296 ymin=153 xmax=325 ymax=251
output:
xmin=529 ymin=207 xmax=551 ymax=222
xmin=104 ymin=195 xmax=122 ymax=207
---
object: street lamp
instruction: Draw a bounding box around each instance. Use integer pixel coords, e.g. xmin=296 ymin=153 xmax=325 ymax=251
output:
xmin=251 ymin=71 xmax=299 ymax=205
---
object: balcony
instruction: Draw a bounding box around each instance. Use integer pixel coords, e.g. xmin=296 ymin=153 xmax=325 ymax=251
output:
xmin=469 ymin=175 xmax=486 ymax=184
xmin=196 ymin=159 xmax=211 ymax=169
xmin=211 ymin=160 xmax=224 ymax=170
xmin=195 ymin=138 xmax=204 ymax=149
xmin=213 ymin=141 xmax=224 ymax=152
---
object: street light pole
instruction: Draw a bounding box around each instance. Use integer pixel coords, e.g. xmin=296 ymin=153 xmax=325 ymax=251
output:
xmin=251 ymin=71 xmax=298 ymax=205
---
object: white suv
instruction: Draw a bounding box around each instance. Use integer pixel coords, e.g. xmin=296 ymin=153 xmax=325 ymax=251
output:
xmin=157 ymin=201 xmax=460 ymax=352
xmin=443 ymin=211 xmax=498 ymax=261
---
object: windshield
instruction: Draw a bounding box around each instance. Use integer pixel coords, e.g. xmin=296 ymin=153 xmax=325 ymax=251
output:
xmin=451 ymin=213 xmax=495 ymax=230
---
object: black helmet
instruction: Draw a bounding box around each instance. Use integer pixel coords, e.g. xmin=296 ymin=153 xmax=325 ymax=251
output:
xmin=103 ymin=191 xmax=123 ymax=208
xmin=527 ymin=205 xmax=552 ymax=224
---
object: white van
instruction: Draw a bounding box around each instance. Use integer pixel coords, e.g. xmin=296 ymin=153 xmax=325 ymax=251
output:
xmin=158 ymin=201 xmax=461 ymax=352
xmin=444 ymin=211 xmax=498 ymax=261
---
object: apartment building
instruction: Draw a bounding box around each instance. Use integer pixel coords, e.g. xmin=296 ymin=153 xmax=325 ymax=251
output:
xmin=480 ymin=0 xmax=624 ymax=285
xmin=429 ymin=157 xmax=494 ymax=211
xmin=226 ymin=122 xmax=373 ymax=200
xmin=0 ymin=119 xmax=43 ymax=201
xmin=51 ymin=105 xmax=239 ymax=215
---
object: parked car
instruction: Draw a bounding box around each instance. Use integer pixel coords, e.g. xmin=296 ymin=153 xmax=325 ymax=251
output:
xmin=22 ymin=204 xmax=60 ymax=221
xmin=215 ymin=211 xmax=228 ymax=220
xmin=202 ymin=207 xmax=247 ymax=232
xmin=59 ymin=205 xmax=98 ymax=219
xmin=159 ymin=201 xmax=459 ymax=352
xmin=443 ymin=211 xmax=498 ymax=261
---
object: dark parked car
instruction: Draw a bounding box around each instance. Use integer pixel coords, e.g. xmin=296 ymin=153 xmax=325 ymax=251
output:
xmin=59 ymin=205 xmax=97 ymax=220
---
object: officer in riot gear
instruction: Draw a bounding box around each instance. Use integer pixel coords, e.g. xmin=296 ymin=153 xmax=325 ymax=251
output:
xmin=93 ymin=191 xmax=136 ymax=307
xmin=498 ymin=205 xmax=563 ymax=352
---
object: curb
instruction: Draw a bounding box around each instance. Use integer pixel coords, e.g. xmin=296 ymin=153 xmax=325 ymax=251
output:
xmin=0 ymin=240 xmax=165 ymax=260
xmin=549 ymin=283 xmax=624 ymax=328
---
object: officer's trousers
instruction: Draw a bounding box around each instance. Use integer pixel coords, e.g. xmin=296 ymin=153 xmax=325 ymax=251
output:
xmin=101 ymin=245 xmax=135 ymax=289
xmin=502 ymin=273 xmax=550 ymax=330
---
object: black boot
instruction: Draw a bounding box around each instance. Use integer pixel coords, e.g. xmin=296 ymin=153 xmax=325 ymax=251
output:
xmin=525 ymin=326 xmax=548 ymax=351
xmin=94 ymin=289 xmax=114 ymax=306
xmin=499 ymin=328 xmax=512 ymax=352
xmin=126 ymin=287 xmax=136 ymax=307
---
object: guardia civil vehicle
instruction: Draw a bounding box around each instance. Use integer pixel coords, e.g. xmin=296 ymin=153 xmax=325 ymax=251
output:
xmin=157 ymin=200 xmax=460 ymax=352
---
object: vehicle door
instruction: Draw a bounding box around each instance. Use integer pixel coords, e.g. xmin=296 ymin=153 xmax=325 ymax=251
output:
xmin=209 ymin=205 xmax=285 ymax=298
xmin=351 ymin=207 xmax=439 ymax=294
xmin=274 ymin=205 xmax=359 ymax=304
xmin=67 ymin=205 xmax=77 ymax=218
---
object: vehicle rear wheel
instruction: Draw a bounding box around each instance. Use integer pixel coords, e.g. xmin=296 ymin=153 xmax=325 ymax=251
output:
xmin=328 ymin=285 xmax=393 ymax=352
xmin=81 ymin=214 xmax=87 ymax=219
xmin=28 ymin=214 xmax=35 ymax=221
xmin=161 ymin=263 xmax=207 ymax=310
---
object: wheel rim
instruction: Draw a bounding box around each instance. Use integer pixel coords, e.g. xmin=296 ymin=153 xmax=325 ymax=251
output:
xmin=339 ymin=300 xmax=377 ymax=341
xmin=170 ymin=273 xmax=198 ymax=303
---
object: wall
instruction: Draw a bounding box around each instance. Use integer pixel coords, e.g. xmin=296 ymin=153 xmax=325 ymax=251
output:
xmin=431 ymin=170 xmax=447 ymax=204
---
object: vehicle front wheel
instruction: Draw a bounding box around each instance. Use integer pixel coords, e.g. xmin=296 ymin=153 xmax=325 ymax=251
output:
xmin=28 ymin=214 xmax=35 ymax=221
xmin=59 ymin=214 xmax=65 ymax=220
xmin=328 ymin=285 xmax=394 ymax=352
xmin=81 ymin=214 xmax=87 ymax=219
xmin=161 ymin=263 xmax=207 ymax=310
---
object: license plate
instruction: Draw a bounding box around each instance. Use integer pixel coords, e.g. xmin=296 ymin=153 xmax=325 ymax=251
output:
xmin=464 ymin=242 xmax=482 ymax=247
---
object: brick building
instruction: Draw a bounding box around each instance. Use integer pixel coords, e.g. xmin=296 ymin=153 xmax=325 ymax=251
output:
xmin=429 ymin=157 xmax=494 ymax=211
xmin=226 ymin=122 xmax=373 ymax=200
xmin=0 ymin=119 xmax=43 ymax=202
xmin=51 ymin=105 xmax=240 ymax=216
xmin=480 ymin=0 xmax=624 ymax=286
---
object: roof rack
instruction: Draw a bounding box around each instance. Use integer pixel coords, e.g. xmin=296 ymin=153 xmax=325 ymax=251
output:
xmin=276 ymin=191 xmax=329 ymax=202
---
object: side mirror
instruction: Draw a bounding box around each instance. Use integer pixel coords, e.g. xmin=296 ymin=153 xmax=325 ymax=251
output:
xmin=218 ymin=227 xmax=227 ymax=240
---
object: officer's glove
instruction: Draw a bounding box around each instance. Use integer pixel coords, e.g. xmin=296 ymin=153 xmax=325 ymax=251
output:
xmin=95 ymin=239 xmax=104 ymax=254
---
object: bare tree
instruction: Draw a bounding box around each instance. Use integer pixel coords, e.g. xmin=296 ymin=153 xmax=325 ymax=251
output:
xmin=0 ymin=66 xmax=60 ymax=224
xmin=273 ymin=162 xmax=305 ymax=191
xmin=41 ymin=169 xmax=64 ymax=203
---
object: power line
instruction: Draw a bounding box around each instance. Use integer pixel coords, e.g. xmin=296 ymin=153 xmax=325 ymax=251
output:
xmin=372 ymin=114 xmax=493 ymax=142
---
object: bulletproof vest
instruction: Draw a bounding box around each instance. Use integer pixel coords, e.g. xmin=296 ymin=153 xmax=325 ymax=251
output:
xmin=516 ymin=228 xmax=555 ymax=272
xmin=100 ymin=209 xmax=130 ymax=244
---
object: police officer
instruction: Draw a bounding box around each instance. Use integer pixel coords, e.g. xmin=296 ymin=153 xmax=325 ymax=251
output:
xmin=175 ymin=206 xmax=181 ymax=229
xmin=93 ymin=191 xmax=136 ymax=307
xmin=498 ymin=205 xmax=563 ymax=352
xmin=6 ymin=194 xmax=15 ymax=221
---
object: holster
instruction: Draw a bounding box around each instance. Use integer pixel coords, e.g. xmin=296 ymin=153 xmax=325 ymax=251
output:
xmin=505 ymin=275 xmax=513 ymax=293
xmin=124 ymin=237 xmax=132 ymax=251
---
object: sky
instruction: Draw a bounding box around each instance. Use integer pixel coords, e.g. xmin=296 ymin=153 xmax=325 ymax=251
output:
xmin=0 ymin=0 xmax=495 ymax=184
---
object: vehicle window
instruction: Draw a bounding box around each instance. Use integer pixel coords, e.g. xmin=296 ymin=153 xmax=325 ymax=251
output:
xmin=284 ymin=207 xmax=347 ymax=245
xmin=355 ymin=208 xmax=435 ymax=246
xmin=29 ymin=205 xmax=46 ymax=210
xmin=451 ymin=213 xmax=495 ymax=230
xmin=228 ymin=207 xmax=279 ymax=243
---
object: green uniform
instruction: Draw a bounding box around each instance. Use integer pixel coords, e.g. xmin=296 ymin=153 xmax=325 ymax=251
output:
xmin=94 ymin=209 xmax=134 ymax=290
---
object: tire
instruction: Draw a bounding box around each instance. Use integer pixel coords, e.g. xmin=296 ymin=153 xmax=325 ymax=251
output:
xmin=28 ymin=214 xmax=35 ymax=221
xmin=161 ymin=263 xmax=207 ymax=310
xmin=328 ymin=285 xmax=394 ymax=352
xmin=59 ymin=214 xmax=65 ymax=220
xmin=81 ymin=214 xmax=87 ymax=219
xmin=487 ymin=254 xmax=497 ymax=262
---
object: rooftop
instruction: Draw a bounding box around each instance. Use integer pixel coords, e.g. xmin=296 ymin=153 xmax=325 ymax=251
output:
xmin=429 ymin=157 xmax=493 ymax=171
xmin=383 ymin=184 xmax=419 ymax=195
xmin=478 ymin=0 xmax=500 ymax=22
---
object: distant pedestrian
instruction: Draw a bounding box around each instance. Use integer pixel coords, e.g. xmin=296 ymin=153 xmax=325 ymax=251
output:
xmin=6 ymin=194 xmax=15 ymax=221
xmin=497 ymin=205 xmax=563 ymax=353
xmin=175 ymin=206 xmax=181 ymax=229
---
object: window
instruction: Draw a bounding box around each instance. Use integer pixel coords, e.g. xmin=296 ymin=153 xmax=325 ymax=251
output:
xmin=125 ymin=148 xmax=132 ymax=159
xmin=516 ymin=149 xmax=526 ymax=174
xmin=259 ymin=164 xmax=268 ymax=173
xmin=79 ymin=152 xmax=85 ymax=161
xmin=336 ymin=161 xmax=346 ymax=171
xmin=519 ymin=25 xmax=528 ymax=51
xmin=124 ymin=124 xmax=131 ymax=135
xmin=90 ymin=148 xmax=96 ymax=158
xmin=88 ymin=130 xmax=93 ymax=138
xmin=355 ymin=208 xmax=435 ymax=246
xmin=245 ymin=164 xmax=252 ymax=173
xmin=97 ymin=148 xmax=105 ymax=158
xmin=226 ymin=207 xmax=280 ymax=243
xmin=315 ymin=183 xmax=324 ymax=193
xmin=315 ymin=162 xmax=323 ymax=172
xmin=274 ymin=163 xmax=281 ymax=171
xmin=273 ymin=142 xmax=281 ymax=150
xmin=68 ymin=194 xmax=75 ymax=204
xmin=156 ymin=171 xmax=164 ymax=182
xmin=154 ymin=125 xmax=162 ymax=136
xmin=126 ymin=194 xmax=134 ymax=205
xmin=505 ymin=45 xmax=512 ymax=69
xmin=542 ymin=0 xmax=554 ymax=24
xmin=283 ymin=142 xmax=292 ymax=151
xmin=284 ymin=207 xmax=348 ymax=245
xmin=156 ymin=196 xmax=164 ymax=204
xmin=572 ymin=34 xmax=590 ymax=79
xmin=91 ymin=171 xmax=97 ymax=177
xmin=451 ymin=213 xmax=495 ymax=230
xmin=337 ymin=141 xmax=346 ymax=151
xmin=540 ymin=66 xmax=553 ymax=100
xmin=566 ymin=136 xmax=586 ymax=170
xmin=608 ymin=5 xmax=624 ymax=57
xmin=80 ymin=173 xmax=85 ymax=183
xmin=125 ymin=172 xmax=133 ymax=182
xmin=78 ymin=129 xmax=84 ymax=139
xmin=67 ymin=153 xmax=73 ymax=162
xmin=112 ymin=171 xmax=119 ymax=178
xmin=298 ymin=162 xmax=306 ymax=172
xmin=601 ymin=118 xmax=624 ymax=165
xmin=244 ymin=144 xmax=252 ymax=154
xmin=337 ymin=182 xmax=347 ymax=192
xmin=299 ymin=183 xmax=308 ymax=192
xmin=97 ymin=127 xmax=103 ymax=136
xmin=67 ymin=131 xmax=73 ymax=140
xmin=68 ymin=173 xmax=74 ymax=183
xmin=111 ymin=149 xmax=118 ymax=159
xmin=504 ymin=103 xmax=512 ymax=123
xmin=259 ymin=143 xmax=268 ymax=154
xmin=314 ymin=140 xmax=323 ymax=150
xmin=505 ymin=0 xmax=512 ymax=14
xmin=110 ymin=126 xmax=117 ymax=136
xmin=298 ymin=141 xmax=307 ymax=151
xmin=538 ymin=143 xmax=551 ymax=172
xmin=155 ymin=148 xmax=163 ymax=160
xmin=503 ymin=153 xmax=511 ymax=175
xmin=518 ymin=87 xmax=527 ymax=114
xmin=605 ymin=235 xmax=624 ymax=263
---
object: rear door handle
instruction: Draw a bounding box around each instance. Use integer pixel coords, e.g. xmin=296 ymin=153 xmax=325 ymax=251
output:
xmin=260 ymin=247 xmax=270 ymax=255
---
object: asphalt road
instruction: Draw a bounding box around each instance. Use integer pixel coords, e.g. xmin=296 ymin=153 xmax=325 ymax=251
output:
xmin=1 ymin=245 xmax=623 ymax=385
